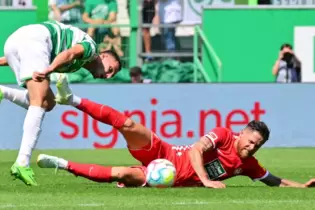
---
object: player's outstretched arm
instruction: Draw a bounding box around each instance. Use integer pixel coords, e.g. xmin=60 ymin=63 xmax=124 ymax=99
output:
xmin=0 ymin=57 xmax=8 ymax=66
xmin=260 ymin=173 xmax=313 ymax=188
xmin=188 ymin=137 xmax=226 ymax=189
xmin=32 ymin=44 xmax=85 ymax=81
xmin=46 ymin=44 xmax=85 ymax=73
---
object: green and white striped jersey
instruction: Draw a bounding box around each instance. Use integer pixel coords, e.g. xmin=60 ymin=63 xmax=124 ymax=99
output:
xmin=40 ymin=20 xmax=97 ymax=73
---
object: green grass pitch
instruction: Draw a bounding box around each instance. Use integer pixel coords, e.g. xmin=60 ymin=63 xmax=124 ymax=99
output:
xmin=0 ymin=148 xmax=315 ymax=210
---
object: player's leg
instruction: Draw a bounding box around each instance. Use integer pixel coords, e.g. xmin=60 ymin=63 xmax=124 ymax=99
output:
xmin=1 ymin=55 xmax=54 ymax=111
xmin=55 ymin=76 xmax=173 ymax=167
xmin=75 ymin=98 xmax=151 ymax=149
xmin=6 ymin=25 xmax=56 ymax=186
xmin=37 ymin=154 xmax=146 ymax=187
xmin=55 ymin=75 xmax=152 ymax=150
xmin=9 ymin=82 xmax=55 ymax=186
xmin=3 ymin=34 xmax=30 ymax=109
xmin=0 ymin=86 xmax=29 ymax=109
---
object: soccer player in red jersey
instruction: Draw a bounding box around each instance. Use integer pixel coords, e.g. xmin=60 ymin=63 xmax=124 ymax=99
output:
xmin=37 ymin=75 xmax=315 ymax=188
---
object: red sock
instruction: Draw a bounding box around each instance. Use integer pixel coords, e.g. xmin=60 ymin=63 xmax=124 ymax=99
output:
xmin=76 ymin=99 xmax=127 ymax=129
xmin=67 ymin=161 xmax=112 ymax=183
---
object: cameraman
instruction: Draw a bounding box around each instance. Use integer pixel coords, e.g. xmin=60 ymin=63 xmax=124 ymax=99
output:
xmin=272 ymin=43 xmax=301 ymax=83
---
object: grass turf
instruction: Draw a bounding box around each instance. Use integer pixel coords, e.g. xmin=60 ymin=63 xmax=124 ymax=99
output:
xmin=0 ymin=148 xmax=314 ymax=210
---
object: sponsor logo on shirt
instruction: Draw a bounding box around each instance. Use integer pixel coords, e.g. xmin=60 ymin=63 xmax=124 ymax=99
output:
xmin=204 ymin=158 xmax=226 ymax=180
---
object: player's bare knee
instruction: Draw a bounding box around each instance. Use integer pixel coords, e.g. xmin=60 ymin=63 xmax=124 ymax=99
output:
xmin=29 ymin=95 xmax=55 ymax=111
xmin=122 ymin=118 xmax=137 ymax=131
xmin=45 ymin=87 xmax=56 ymax=112
xmin=43 ymin=98 xmax=56 ymax=112
xmin=27 ymin=79 xmax=53 ymax=109
xmin=114 ymin=167 xmax=132 ymax=181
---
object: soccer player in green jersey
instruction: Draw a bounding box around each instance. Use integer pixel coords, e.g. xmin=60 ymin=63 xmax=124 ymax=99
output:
xmin=0 ymin=20 xmax=121 ymax=186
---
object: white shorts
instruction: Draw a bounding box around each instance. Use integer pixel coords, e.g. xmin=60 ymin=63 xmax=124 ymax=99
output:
xmin=4 ymin=24 xmax=52 ymax=87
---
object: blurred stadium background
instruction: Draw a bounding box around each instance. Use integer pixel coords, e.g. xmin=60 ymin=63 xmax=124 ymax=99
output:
xmin=1 ymin=0 xmax=313 ymax=84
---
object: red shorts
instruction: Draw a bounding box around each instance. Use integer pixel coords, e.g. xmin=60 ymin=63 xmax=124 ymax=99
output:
xmin=128 ymin=133 xmax=202 ymax=187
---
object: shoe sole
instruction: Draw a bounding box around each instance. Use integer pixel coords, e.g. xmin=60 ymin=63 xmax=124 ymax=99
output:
xmin=37 ymin=154 xmax=57 ymax=169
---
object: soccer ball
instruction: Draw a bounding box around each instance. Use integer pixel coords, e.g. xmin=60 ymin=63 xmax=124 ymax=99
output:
xmin=146 ymin=159 xmax=176 ymax=188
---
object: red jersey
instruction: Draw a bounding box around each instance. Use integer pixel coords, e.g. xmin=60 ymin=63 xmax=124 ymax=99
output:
xmin=128 ymin=127 xmax=268 ymax=187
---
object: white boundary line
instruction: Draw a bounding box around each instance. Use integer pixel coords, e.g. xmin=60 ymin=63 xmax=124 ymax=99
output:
xmin=1 ymin=200 xmax=315 ymax=208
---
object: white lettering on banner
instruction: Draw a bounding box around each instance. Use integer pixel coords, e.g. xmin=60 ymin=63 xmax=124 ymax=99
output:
xmin=59 ymin=99 xmax=265 ymax=149
xmin=294 ymin=26 xmax=315 ymax=82
xmin=1 ymin=84 xmax=315 ymax=149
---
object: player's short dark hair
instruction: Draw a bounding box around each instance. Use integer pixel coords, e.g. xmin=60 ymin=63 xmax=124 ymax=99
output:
xmin=245 ymin=120 xmax=270 ymax=141
xmin=129 ymin=66 xmax=142 ymax=77
xmin=100 ymin=50 xmax=122 ymax=71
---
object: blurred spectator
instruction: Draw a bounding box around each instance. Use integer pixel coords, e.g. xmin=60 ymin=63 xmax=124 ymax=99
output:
xmin=157 ymin=0 xmax=182 ymax=52
xmin=103 ymin=32 xmax=124 ymax=57
xmin=127 ymin=0 xmax=157 ymax=62
xmin=130 ymin=66 xmax=152 ymax=83
xmin=48 ymin=0 xmax=82 ymax=25
xmin=142 ymin=0 xmax=157 ymax=62
xmin=98 ymin=42 xmax=111 ymax=53
xmin=272 ymin=43 xmax=301 ymax=83
xmin=82 ymin=0 xmax=123 ymax=56
xmin=258 ymin=0 xmax=272 ymax=4
xmin=97 ymin=36 xmax=124 ymax=57
xmin=12 ymin=0 xmax=32 ymax=6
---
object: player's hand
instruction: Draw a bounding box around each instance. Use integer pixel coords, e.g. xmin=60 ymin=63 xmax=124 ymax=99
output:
xmin=92 ymin=19 xmax=105 ymax=25
xmin=202 ymin=180 xmax=226 ymax=189
xmin=32 ymin=72 xmax=47 ymax=82
xmin=0 ymin=57 xmax=8 ymax=66
xmin=33 ymin=67 xmax=54 ymax=82
xmin=304 ymin=178 xmax=315 ymax=187
xmin=32 ymin=70 xmax=51 ymax=82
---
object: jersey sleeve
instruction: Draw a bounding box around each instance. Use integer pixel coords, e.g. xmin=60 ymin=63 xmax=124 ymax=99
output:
xmin=203 ymin=127 xmax=230 ymax=149
xmin=77 ymin=37 xmax=97 ymax=60
xmin=243 ymin=157 xmax=269 ymax=181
